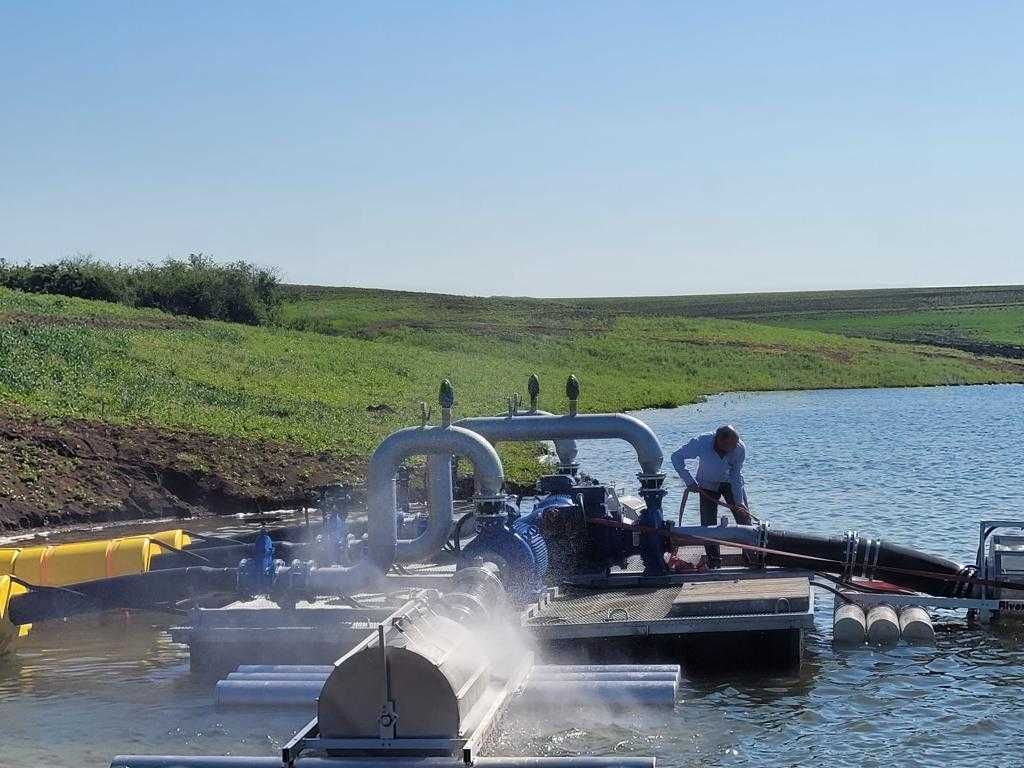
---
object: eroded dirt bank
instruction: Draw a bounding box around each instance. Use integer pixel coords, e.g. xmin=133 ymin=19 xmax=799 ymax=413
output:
xmin=0 ymin=411 xmax=363 ymax=531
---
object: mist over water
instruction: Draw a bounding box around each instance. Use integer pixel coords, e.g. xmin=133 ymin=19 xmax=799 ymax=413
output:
xmin=2 ymin=384 xmax=1023 ymax=766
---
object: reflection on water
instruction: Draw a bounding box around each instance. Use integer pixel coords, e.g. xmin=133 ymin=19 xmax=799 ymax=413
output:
xmin=2 ymin=384 xmax=1023 ymax=767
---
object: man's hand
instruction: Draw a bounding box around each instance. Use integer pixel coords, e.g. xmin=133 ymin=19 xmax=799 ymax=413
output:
xmin=730 ymin=503 xmax=752 ymax=525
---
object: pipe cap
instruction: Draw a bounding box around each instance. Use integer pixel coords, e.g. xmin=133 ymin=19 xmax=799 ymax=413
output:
xmin=528 ymin=373 xmax=541 ymax=400
xmin=566 ymin=374 xmax=580 ymax=401
xmin=439 ymin=379 xmax=455 ymax=409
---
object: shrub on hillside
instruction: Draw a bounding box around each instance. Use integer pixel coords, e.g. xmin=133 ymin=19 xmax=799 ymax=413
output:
xmin=0 ymin=256 xmax=127 ymax=302
xmin=130 ymin=255 xmax=281 ymax=325
xmin=0 ymin=254 xmax=281 ymax=325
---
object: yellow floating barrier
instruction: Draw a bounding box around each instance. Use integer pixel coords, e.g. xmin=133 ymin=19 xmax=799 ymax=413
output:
xmin=149 ymin=529 xmax=192 ymax=550
xmin=0 ymin=528 xmax=191 ymax=651
xmin=0 ymin=528 xmax=191 ymax=586
xmin=0 ymin=575 xmax=31 ymax=655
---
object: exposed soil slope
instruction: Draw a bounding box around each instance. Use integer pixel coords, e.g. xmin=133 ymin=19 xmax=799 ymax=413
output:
xmin=0 ymin=410 xmax=361 ymax=531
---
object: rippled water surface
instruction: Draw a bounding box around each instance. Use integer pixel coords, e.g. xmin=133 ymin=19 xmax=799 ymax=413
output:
xmin=3 ymin=384 xmax=1023 ymax=767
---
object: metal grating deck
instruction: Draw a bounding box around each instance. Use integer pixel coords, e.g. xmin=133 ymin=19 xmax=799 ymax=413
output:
xmin=526 ymin=586 xmax=680 ymax=625
xmin=523 ymin=575 xmax=816 ymax=642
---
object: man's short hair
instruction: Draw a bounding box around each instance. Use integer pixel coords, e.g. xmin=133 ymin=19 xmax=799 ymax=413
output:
xmin=715 ymin=424 xmax=739 ymax=442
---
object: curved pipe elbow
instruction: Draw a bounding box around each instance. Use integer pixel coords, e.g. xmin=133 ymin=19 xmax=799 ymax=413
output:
xmin=397 ymin=454 xmax=454 ymax=562
xmin=370 ymin=425 xmax=504 ymax=568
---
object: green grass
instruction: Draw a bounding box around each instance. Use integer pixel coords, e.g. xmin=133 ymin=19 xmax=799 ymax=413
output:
xmin=565 ymin=284 xmax=1024 ymax=320
xmin=279 ymin=283 xmax=1024 ymax=358
xmin=2 ymin=285 xmax=1022 ymax=485
xmin=756 ymin=307 xmax=1024 ymax=357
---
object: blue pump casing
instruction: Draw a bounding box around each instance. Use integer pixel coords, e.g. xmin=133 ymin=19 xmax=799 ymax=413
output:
xmin=531 ymin=474 xmax=638 ymax=579
xmin=457 ymin=499 xmax=548 ymax=603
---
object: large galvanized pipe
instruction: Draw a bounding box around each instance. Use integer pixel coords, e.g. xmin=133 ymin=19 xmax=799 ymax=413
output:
xmin=231 ymin=663 xmax=683 ymax=675
xmin=451 ymin=414 xmax=663 ymax=475
xmin=307 ymin=423 xmax=505 ymax=583
xmin=371 ymin=424 xmax=505 ymax=565
xmin=225 ymin=672 xmax=332 ymax=681
xmin=426 ymin=410 xmax=577 ymax=527
xmin=406 ymin=453 xmax=454 ymax=562
xmin=225 ymin=670 xmax=679 ymax=683
xmin=113 ymin=757 xmax=657 ymax=768
xmin=380 ymin=425 xmax=504 ymax=566
xmin=215 ymin=679 xmax=322 ymax=708
xmin=235 ymin=664 xmax=334 ymax=673
xmin=455 ymin=409 xmax=579 ymax=468
xmin=533 ymin=664 xmax=680 ymax=673
xmin=519 ymin=680 xmax=677 ymax=708
xmin=528 ymin=671 xmax=678 ymax=682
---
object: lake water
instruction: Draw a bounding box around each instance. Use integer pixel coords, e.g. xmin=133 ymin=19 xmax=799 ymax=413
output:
xmin=2 ymin=384 xmax=1023 ymax=767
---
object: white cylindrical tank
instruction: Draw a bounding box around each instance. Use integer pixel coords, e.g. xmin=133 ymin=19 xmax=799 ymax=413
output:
xmin=899 ymin=606 xmax=935 ymax=644
xmin=833 ymin=603 xmax=867 ymax=645
xmin=866 ymin=605 xmax=900 ymax=645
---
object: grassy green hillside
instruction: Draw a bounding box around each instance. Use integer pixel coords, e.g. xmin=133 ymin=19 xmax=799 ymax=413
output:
xmin=756 ymin=307 xmax=1024 ymax=358
xmin=280 ymin=284 xmax=1024 ymax=359
xmin=566 ymin=284 xmax=1024 ymax=320
xmin=4 ymin=285 xmax=1023 ymax=474
xmin=2 ymin=283 xmax=1022 ymax=528
xmin=559 ymin=284 xmax=1024 ymax=358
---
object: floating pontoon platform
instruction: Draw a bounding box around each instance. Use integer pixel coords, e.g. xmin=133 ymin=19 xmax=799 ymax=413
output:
xmin=175 ymin=549 xmax=814 ymax=674
xmin=525 ymin=562 xmax=814 ymax=667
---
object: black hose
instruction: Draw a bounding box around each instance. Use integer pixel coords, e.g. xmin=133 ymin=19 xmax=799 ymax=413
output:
xmin=180 ymin=530 xmax=249 ymax=548
xmin=7 ymin=567 xmax=239 ymax=625
xmin=811 ymin=579 xmax=855 ymax=603
xmin=763 ymin=528 xmax=966 ymax=596
xmin=150 ymin=540 xmax=309 ymax=570
xmin=812 ymin=571 xmax=906 ymax=596
xmin=150 ymin=540 xmax=210 ymax=564
xmin=184 ymin=522 xmax=320 ymax=550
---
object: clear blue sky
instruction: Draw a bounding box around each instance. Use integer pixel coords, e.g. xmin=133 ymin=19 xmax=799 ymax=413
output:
xmin=2 ymin=2 xmax=1021 ymax=297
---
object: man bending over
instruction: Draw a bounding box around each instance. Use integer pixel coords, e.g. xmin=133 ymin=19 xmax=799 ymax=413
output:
xmin=670 ymin=424 xmax=751 ymax=568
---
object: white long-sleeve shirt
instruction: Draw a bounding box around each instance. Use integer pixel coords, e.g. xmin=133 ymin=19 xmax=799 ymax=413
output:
xmin=670 ymin=432 xmax=747 ymax=504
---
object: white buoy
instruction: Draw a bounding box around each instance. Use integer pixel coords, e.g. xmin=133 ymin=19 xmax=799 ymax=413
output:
xmin=833 ymin=603 xmax=867 ymax=645
xmin=866 ymin=605 xmax=901 ymax=645
xmin=899 ymin=606 xmax=935 ymax=644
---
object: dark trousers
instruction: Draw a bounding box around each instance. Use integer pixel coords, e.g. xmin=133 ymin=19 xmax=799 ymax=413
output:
xmin=698 ymin=483 xmax=736 ymax=568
